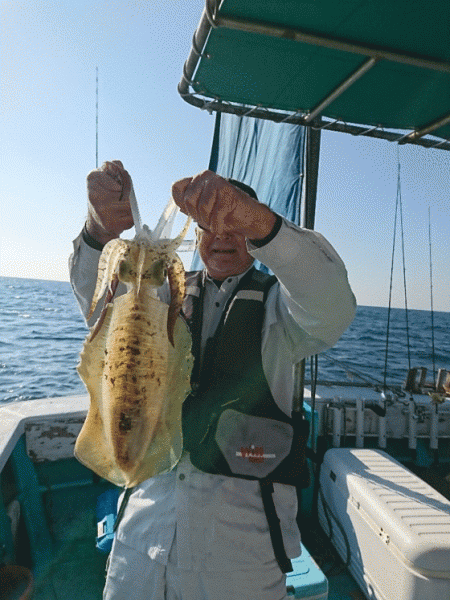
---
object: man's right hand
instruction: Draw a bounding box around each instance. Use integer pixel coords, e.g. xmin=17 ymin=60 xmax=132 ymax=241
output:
xmin=85 ymin=160 xmax=134 ymax=246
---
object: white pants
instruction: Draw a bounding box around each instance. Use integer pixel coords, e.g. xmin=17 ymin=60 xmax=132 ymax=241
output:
xmin=103 ymin=538 xmax=288 ymax=600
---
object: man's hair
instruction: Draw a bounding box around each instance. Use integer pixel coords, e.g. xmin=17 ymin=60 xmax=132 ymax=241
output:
xmin=226 ymin=178 xmax=258 ymax=200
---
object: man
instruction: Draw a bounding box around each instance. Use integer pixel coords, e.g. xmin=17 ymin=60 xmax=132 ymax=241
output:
xmin=70 ymin=160 xmax=356 ymax=600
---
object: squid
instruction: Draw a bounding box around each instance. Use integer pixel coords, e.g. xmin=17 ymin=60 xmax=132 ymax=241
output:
xmin=75 ymin=188 xmax=194 ymax=488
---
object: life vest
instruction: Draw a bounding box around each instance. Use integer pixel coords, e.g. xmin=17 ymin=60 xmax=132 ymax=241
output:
xmin=180 ymin=267 xmax=311 ymax=573
xmin=181 ymin=267 xmax=310 ymax=488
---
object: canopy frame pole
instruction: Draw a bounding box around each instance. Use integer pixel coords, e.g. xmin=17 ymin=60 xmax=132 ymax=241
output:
xmin=178 ymin=5 xmax=214 ymax=98
xmin=401 ymin=112 xmax=450 ymax=142
xmin=214 ymin=13 xmax=450 ymax=75
xmin=305 ymin=58 xmax=378 ymax=123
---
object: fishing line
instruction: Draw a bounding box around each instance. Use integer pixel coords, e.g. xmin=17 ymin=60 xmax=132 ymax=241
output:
xmin=322 ymin=351 xmax=387 ymax=388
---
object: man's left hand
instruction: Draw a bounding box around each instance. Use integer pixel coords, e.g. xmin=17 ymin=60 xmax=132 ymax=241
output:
xmin=171 ymin=171 xmax=275 ymax=241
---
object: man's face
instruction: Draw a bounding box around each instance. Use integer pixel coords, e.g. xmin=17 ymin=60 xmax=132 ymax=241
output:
xmin=196 ymin=228 xmax=254 ymax=281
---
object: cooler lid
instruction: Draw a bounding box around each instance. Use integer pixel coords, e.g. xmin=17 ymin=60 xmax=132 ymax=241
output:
xmin=322 ymin=448 xmax=450 ymax=575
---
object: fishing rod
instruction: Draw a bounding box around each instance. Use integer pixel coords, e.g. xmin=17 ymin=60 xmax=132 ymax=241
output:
xmin=96 ymin=66 xmax=99 ymax=169
xmin=428 ymin=207 xmax=437 ymax=386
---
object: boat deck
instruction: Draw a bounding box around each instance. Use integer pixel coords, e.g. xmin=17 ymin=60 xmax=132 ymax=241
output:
xmin=0 ymin=395 xmax=363 ymax=600
xmin=4 ymin=395 xmax=449 ymax=599
xmin=299 ymin=515 xmax=366 ymax=600
xmin=28 ymin=475 xmax=365 ymax=600
xmin=32 ymin=482 xmax=108 ymax=600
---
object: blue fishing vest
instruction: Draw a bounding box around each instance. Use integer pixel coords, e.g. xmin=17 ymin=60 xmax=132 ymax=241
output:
xmin=181 ymin=267 xmax=310 ymax=488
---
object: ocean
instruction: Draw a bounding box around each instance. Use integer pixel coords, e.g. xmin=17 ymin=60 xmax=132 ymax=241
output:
xmin=1 ymin=276 xmax=449 ymax=403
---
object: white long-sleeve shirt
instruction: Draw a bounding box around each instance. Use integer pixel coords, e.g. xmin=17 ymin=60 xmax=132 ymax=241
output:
xmin=69 ymin=217 xmax=356 ymax=570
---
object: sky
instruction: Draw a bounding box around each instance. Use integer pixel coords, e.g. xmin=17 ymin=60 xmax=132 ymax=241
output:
xmin=1 ymin=0 xmax=449 ymax=312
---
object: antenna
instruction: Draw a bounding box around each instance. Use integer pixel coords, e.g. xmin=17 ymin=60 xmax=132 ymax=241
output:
xmin=96 ymin=67 xmax=99 ymax=168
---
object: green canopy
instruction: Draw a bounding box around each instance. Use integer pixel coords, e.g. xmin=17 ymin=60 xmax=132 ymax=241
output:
xmin=179 ymin=0 xmax=450 ymax=150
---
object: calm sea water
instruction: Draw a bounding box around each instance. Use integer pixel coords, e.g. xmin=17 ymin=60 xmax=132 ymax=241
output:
xmin=0 ymin=276 xmax=449 ymax=403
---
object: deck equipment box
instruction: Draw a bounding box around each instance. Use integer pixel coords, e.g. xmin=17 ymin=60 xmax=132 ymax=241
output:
xmin=319 ymin=448 xmax=450 ymax=600
xmin=286 ymin=543 xmax=328 ymax=599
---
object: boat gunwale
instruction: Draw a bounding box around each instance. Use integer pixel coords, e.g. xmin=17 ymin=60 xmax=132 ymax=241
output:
xmin=0 ymin=395 xmax=89 ymax=472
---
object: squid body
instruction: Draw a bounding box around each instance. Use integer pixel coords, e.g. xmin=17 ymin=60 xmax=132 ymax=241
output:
xmin=75 ymin=200 xmax=194 ymax=488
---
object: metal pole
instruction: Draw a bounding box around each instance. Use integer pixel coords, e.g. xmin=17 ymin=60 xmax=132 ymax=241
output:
xmin=302 ymin=119 xmax=322 ymax=230
xmin=294 ymin=121 xmax=322 ymax=414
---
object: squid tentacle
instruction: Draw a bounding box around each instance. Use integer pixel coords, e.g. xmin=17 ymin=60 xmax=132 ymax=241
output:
xmin=88 ymin=274 xmax=119 ymax=342
xmin=87 ymin=238 xmax=128 ymax=320
xmin=167 ymin=253 xmax=186 ymax=347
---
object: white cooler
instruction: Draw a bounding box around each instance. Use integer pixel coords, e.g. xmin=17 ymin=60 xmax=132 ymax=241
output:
xmin=318 ymin=448 xmax=450 ymax=600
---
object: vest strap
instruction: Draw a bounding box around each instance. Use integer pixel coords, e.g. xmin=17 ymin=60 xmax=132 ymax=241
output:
xmin=113 ymin=487 xmax=134 ymax=533
xmin=259 ymin=480 xmax=293 ymax=573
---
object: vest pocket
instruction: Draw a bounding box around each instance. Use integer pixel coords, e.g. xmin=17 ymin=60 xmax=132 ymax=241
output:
xmin=215 ymin=409 xmax=293 ymax=479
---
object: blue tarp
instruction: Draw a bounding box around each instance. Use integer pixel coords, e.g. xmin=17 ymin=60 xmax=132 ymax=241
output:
xmin=191 ymin=113 xmax=306 ymax=271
